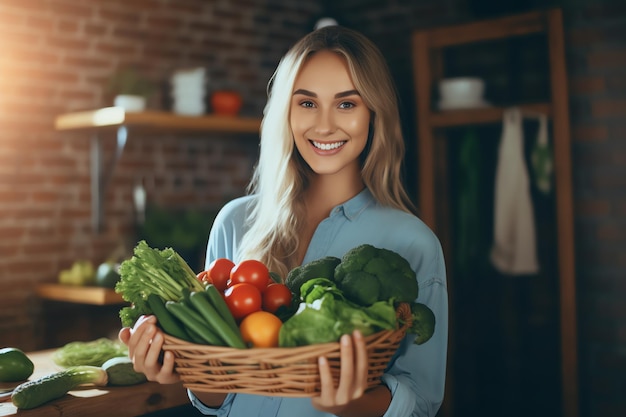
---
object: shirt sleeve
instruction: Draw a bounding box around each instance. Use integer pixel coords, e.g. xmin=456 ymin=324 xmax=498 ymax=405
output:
xmin=188 ymin=391 xmax=235 ymax=416
xmin=381 ymin=232 xmax=449 ymax=417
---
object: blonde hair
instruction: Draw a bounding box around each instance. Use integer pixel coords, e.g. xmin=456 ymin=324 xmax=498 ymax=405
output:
xmin=238 ymin=26 xmax=414 ymax=276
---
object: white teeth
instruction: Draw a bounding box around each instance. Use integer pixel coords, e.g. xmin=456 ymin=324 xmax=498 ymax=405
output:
xmin=312 ymin=140 xmax=346 ymax=150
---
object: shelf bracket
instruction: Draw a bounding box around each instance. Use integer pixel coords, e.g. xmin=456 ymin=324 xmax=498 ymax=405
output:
xmin=90 ymin=126 xmax=128 ymax=232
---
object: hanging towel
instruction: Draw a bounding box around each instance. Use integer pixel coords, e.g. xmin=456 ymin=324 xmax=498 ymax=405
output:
xmin=531 ymin=114 xmax=553 ymax=194
xmin=490 ymin=108 xmax=539 ymax=275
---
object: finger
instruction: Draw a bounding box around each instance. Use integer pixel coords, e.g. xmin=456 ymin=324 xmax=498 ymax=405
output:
xmin=144 ymin=331 xmax=177 ymax=383
xmin=159 ymin=350 xmax=180 ymax=383
xmin=335 ymin=334 xmax=355 ymax=404
xmin=352 ymin=330 xmax=368 ymax=396
xmin=144 ymin=330 xmax=165 ymax=367
xmin=118 ymin=327 xmax=131 ymax=345
xmin=317 ymin=355 xmax=335 ymax=404
xmin=129 ymin=322 xmax=158 ymax=374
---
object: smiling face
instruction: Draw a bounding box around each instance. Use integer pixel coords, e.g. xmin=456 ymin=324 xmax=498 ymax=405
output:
xmin=290 ymin=50 xmax=371 ymax=182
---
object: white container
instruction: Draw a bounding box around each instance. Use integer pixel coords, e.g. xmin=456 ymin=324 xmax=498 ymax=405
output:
xmin=114 ymin=94 xmax=146 ymax=112
xmin=170 ymin=67 xmax=207 ymax=115
xmin=438 ymin=77 xmax=487 ymax=109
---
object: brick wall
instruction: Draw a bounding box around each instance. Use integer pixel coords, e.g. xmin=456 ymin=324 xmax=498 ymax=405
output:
xmin=563 ymin=2 xmax=626 ymax=416
xmin=0 ymin=0 xmax=323 ymax=349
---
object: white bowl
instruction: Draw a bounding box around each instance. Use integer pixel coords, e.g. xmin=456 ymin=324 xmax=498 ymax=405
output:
xmin=438 ymin=77 xmax=485 ymax=103
xmin=113 ymin=94 xmax=146 ymax=112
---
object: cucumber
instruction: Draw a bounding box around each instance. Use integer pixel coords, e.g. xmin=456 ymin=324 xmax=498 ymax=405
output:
xmin=0 ymin=347 xmax=34 ymax=382
xmin=146 ymin=293 xmax=192 ymax=341
xmin=101 ymin=356 xmax=147 ymax=386
xmin=11 ymin=365 xmax=107 ymax=410
xmin=189 ymin=290 xmax=246 ymax=349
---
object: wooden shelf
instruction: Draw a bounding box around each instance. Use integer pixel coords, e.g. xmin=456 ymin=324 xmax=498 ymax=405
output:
xmin=53 ymin=107 xmax=262 ymax=232
xmin=36 ymin=283 xmax=126 ymax=305
xmin=429 ymin=102 xmax=551 ymax=128
xmin=55 ymin=107 xmax=262 ymax=134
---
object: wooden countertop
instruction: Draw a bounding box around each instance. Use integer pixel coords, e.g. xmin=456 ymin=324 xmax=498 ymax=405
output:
xmin=0 ymin=349 xmax=189 ymax=416
xmin=36 ymin=284 xmax=126 ymax=305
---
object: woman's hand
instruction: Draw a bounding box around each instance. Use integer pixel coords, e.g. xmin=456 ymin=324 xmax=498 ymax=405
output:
xmin=311 ymin=330 xmax=369 ymax=415
xmin=118 ymin=315 xmax=180 ymax=385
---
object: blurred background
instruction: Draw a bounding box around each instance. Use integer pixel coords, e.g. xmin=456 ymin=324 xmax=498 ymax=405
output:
xmin=0 ymin=1 xmax=624 ymax=417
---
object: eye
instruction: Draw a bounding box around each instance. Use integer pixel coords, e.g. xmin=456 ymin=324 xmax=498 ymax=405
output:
xmin=338 ymin=101 xmax=355 ymax=110
xmin=299 ymin=100 xmax=316 ymax=108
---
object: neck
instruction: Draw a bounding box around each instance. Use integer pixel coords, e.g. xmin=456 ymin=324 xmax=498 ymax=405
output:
xmin=305 ymin=170 xmax=364 ymax=215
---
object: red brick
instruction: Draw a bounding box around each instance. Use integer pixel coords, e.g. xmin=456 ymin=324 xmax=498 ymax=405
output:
xmin=591 ymin=99 xmax=626 ymax=118
xmin=587 ymin=50 xmax=626 ymax=70
xmin=575 ymin=199 xmax=611 ymax=217
xmin=57 ymin=19 xmax=80 ymax=33
xmin=570 ymin=75 xmax=606 ymax=95
xmin=572 ymin=124 xmax=609 ymax=142
xmin=26 ymin=15 xmax=55 ymax=31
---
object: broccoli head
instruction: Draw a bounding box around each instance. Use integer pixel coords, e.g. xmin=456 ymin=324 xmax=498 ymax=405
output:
xmin=338 ymin=270 xmax=381 ymax=306
xmin=285 ymin=256 xmax=341 ymax=300
xmin=334 ymin=244 xmax=418 ymax=306
xmin=410 ymin=302 xmax=436 ymax=345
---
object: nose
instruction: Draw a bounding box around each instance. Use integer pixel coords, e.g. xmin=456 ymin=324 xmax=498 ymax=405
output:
xmin=314 ymin=108 xmax=336 ymax=135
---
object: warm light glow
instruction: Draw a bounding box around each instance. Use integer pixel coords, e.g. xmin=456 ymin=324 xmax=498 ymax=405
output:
xmin=91 ymin=107 xmax=126 ymax=126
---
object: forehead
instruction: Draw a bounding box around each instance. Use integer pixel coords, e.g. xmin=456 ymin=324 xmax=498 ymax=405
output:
xmin=294 ymin=50 xmax=355 ymax=90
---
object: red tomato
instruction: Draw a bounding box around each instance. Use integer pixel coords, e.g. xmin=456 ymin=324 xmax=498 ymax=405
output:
xmin=262 ymin=283 xmax=293 ymax=314
xmin=203 ymin=258 xmax=235 ymax=292
xmin=223 ymin=283 xmax=262 ymax=321
xmin=229 ymin=260 xmax=270 ymax=292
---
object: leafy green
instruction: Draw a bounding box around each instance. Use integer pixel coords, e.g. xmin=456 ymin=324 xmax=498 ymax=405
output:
xmin=278 ymin=278 xmax=397 ymax=347
xmin=115 ymin=240 xmax=205 ymax=327
xmin=284 ymin=245 xmax=438 ymax=346
xmin=52 ymin=338 xmax=128 ymax=367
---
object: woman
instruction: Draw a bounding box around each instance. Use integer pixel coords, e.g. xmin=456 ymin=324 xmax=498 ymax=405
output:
xmin=120 ymin=25 xmax=448 ymax=417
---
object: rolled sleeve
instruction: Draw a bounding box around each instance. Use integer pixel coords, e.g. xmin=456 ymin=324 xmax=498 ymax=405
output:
xmin=188 ymin=390 xmax=235 ymax=416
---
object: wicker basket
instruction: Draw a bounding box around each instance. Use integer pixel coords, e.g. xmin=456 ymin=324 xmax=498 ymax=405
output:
xmin=162 ymin=303 xmax=412 ymax=397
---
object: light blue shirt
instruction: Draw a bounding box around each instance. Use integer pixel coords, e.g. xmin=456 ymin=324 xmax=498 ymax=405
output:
xmin=189 ymin=188 xmax=448 ymax=417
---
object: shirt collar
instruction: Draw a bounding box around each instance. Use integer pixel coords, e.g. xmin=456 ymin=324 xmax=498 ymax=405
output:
xmin=331 ymin=188 xmax=375 ymax=221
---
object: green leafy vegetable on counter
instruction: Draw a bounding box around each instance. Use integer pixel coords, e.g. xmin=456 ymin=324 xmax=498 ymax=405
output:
xmin=115 ymin=240 xmax=205 ymax=327
xmin=52 ymin=338 xmax=128 ymax=367
xmin=278 ymin=278 xmax=397 ymax=347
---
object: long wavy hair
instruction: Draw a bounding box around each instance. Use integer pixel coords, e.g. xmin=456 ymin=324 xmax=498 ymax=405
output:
xmin=237 ymin=25 xmax=414 ymax=276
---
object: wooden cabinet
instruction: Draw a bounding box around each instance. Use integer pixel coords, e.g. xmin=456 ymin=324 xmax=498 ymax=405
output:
xmin=411 ymin=9 xmax=577 ymax=417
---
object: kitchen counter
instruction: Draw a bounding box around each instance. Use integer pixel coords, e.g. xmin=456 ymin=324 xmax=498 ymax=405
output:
xmin=0 ymin=349 xmax=190 ymax=417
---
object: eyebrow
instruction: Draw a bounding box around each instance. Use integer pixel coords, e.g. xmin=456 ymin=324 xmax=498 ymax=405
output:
xmin=292 ymin=89 xmax=360 ymax=99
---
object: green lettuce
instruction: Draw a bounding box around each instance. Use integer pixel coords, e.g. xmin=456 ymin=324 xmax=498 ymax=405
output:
xmin=278 ymin=278 xmax=397 ymax=347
